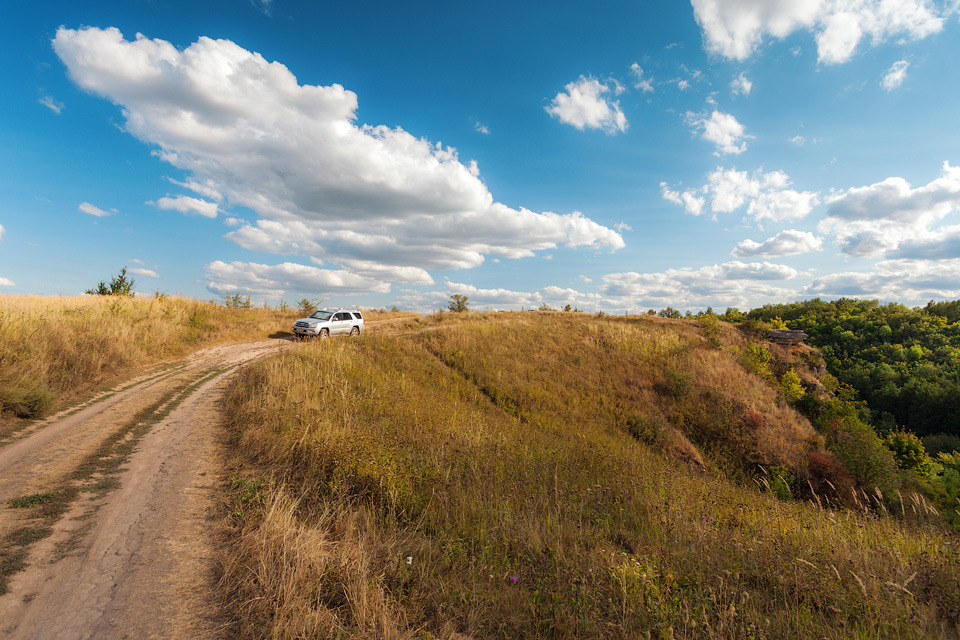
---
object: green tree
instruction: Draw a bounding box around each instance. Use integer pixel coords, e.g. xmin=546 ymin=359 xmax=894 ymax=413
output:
xmin=448 ymin=294 xmax=469 ymax=313
xmin=297 ymin=298 xmax=320 ymax=315
xmin=224 ymin=294 xmax=251 ymax=308
xmin=780 ymin=369 xmax=806 ymax=403
xmin=658 ymin=307 xmax=681 ymax=319
xmin=884 ymin=428 xmax=930 ymax=473
xmin=86 ymin=267 xmax=135 ymax=296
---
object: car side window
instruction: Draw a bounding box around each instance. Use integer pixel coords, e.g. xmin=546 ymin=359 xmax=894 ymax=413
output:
xmin=334 ymin=312 xmax=348 ymax=321
xmin=351 ymin=312 xmax=361 ymax=320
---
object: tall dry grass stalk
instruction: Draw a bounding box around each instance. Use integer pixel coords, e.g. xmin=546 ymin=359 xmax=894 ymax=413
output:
xmin=220 ymin=312 xmax=960 ymax=639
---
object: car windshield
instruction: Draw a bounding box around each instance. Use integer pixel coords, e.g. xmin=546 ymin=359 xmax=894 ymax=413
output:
xmin=309 ymin=310 xmax=334 ymax=321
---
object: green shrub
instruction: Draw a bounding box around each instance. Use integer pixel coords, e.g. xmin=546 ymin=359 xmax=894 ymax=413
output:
xmin=0 ymin=382 xmax=55 ymax=418
xmin=742 ymin=340 xmax=771 ymax=378
xmin=884 ymin=428 xmax=931 ymax=473
xmin=779 ymin=369 xmax=806 ymax=403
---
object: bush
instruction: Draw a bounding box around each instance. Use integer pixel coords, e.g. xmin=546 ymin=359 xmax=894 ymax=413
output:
xmin=806 ymin=451 xmax=855 ymax=505
xmin=0 ymin=382 xmax=55 ymax=418
xmin=780 ymin=369 xmax=806 ymax=403
xmin=884 ymin=428 xmax=931 ymax=473
xmin=741 ymin=340 xmax=771 ymax=378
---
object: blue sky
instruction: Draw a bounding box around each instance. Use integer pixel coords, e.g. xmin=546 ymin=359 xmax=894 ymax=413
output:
xmin=2 ymin=0 xmax=960 ymax=312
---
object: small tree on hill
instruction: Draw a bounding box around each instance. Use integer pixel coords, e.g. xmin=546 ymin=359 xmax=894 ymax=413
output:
xmin=224 ymin=293 xmax=251 ymax=308
xmin=448 ymin=294 xmax=469 ymax=312
xmin=86 ymin=267 xmax=135 ymax=296
xmin=297 ymin=298 xmax=320 ymax=315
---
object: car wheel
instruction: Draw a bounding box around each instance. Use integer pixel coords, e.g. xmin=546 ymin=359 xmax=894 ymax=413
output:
xmin=319 ymin=328 xmax=329 ymax=340
xmin=350 ymin=326 xmax=360 ymax=336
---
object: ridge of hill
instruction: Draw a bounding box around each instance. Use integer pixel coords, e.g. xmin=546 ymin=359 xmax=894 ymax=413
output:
xmin=219 ymin=311 xmax=959 ymax=639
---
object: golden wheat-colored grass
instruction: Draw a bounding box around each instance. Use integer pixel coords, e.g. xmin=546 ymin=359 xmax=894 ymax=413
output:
xmin=0 ymin=294 xmax=297 ymax=429
xmin=220 ymin=312 xmax=960 ymax=639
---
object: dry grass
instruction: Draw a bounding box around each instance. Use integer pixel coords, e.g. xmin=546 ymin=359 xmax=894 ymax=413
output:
xmin=0 ymin=294 xmax=294 ymax=433
xmin=219 ymin=312 xmax=960 ymax=639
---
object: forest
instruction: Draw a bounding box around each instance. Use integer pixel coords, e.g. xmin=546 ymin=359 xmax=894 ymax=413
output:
xmin=742 ymin=298 xmax=960 ymax=453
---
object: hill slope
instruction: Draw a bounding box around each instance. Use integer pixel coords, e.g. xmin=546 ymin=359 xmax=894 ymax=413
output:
xmin=220 ymin=312 xmax=959 ymax=639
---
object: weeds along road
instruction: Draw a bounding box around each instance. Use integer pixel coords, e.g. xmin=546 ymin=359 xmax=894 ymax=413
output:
xmin=0 ymin=337 xmax=289 ymax=639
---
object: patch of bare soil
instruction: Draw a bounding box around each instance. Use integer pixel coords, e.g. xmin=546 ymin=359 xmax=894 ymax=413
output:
xmin=0 ymin=338 xmax=286 ymax=639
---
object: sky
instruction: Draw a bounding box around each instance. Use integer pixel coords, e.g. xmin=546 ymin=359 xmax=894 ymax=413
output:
xmin=2 ymin=0 xmax=960 ymax=313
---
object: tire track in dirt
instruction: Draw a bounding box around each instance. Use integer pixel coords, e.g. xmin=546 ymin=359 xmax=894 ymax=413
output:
xmin=0 ymin=338 xmax=286 ymax=639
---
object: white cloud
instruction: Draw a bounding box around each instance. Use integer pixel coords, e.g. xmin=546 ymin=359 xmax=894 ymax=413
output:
xmin=732 ymin=229 xmax=824 ymax=257
xmin=660 ymin=183 xmax=706 ymax=216
xmin=0 ymin=224 xmax=4 ymax=241
xmin=128 ymin=267 xmax=160 ymax=278
xmin=790 ymin=135 xmax=806 ymax=145
xmin=205 ymin=260 xmax=391 ymax=298
xmin=416 ymin=281 xmax=614 ymax=312
xmin=474 ymin=121 xmax=490 ymax=135
xmin=78 ymin=202 xmax=115 ymax=217
xmin=630 ymin=63 xmax=655 ymax=93
xmin=691 ymin=0 xmax=945 ymax=64
xmin=662 ymin=167 xmax=818 ymax=222
xmin=601 ymin=260 xmax=798 ymax=309
xmin=881 ymin=59 xmax=911 ymax=90
xmin=677 ymin=79 xmax=691 ymax=91
xmin=730 ymin=72 xmax=752 ymax=95
xmin=55 ymin=27 xmax=624 ymax=294
xmin=685 ymin=110 xmax=751 ymax=155
xmin=39 ymin=96 xmax=65 ymax=114
xmin=805 ymin=258 xmax=960 ymax=302
xmin=819 ymin=162 xmax=960 ymax=257
xmin=152 ymin=195 xmax=219 ymax=218
xmin=166 ymin=178 xmax=223 ymax=202
xmin=546 ymin=75 xmax=628 ymax=134
xmin=0 ymin=277 xmax=14 ymax=287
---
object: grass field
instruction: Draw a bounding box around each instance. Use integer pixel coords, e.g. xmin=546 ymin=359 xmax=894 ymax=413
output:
xmin=220 ymin=312 xmax=960 ymax=639
xmin=0 ymin=295 xmax=405 ymax=437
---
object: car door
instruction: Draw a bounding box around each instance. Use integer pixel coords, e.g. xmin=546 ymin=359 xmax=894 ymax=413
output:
xmin=331 ymin=312 xmax=351 ymax=335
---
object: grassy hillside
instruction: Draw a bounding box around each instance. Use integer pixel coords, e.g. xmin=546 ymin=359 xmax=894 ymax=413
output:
xmin=0 ymin=294 xmax=297 ymax=435
xmin=219 ymin=312 xmax=959 ymax=639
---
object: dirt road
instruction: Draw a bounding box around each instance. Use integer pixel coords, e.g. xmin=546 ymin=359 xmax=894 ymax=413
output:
xmin=0 ymin=338 xmax=288 ymax=639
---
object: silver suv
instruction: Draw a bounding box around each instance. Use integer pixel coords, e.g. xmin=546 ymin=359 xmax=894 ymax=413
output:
xmin=292 ymin=308 xmax=364 ymax=340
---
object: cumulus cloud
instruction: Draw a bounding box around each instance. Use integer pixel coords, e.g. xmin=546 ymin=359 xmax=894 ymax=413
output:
xmin=78 ymin=202 xmax=115 ymax=217
xmin=685 ymin=110 xmax=751 ymax=155
xmin=205 ymin=260 xmax=391 ymax=298
xmin=39 ymin=96 xmax=65 ymax=114
xmin=805 ymin=258 xmax=960 ymax=301
xmin=151 ymin=195 xmax=219 ymax=218
xmin=630 ymin=63 xmax=655 ymax=93
xmin=601 ymin=260 xmax=798 ymax=309
xmin=881 ymin=59 xmax=911 ymax=90
xmin=0 ymin=224 xmax=4 ymax=241
xmin=819 ymin=161 xmax=960 ymax=257
xmin=546 ymin=75 xmax=628 ymax=133
xmin=732 ymin=229 xmax=824 ymax=257
xmin=0 ymin=277 xmax=14 ymax=287
xmin=54 ymin=27 xmax=624 ymax=294
xmin=691 ymin=0 xmax=945 ymax=64
xmin=128 ymin=267 xmax=160 ymax=278
xmin=474 ymin=121 xmax=490 ymax=135
xmin=661 ymin=167 xmax=819 ymax=222
xmin=397 ymin=281 xmax=615 ymax=312
xmin=790 ymin=135 xmax=806 ymax=145
xmin=730 ymin=72 xmax=752 ymax=95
